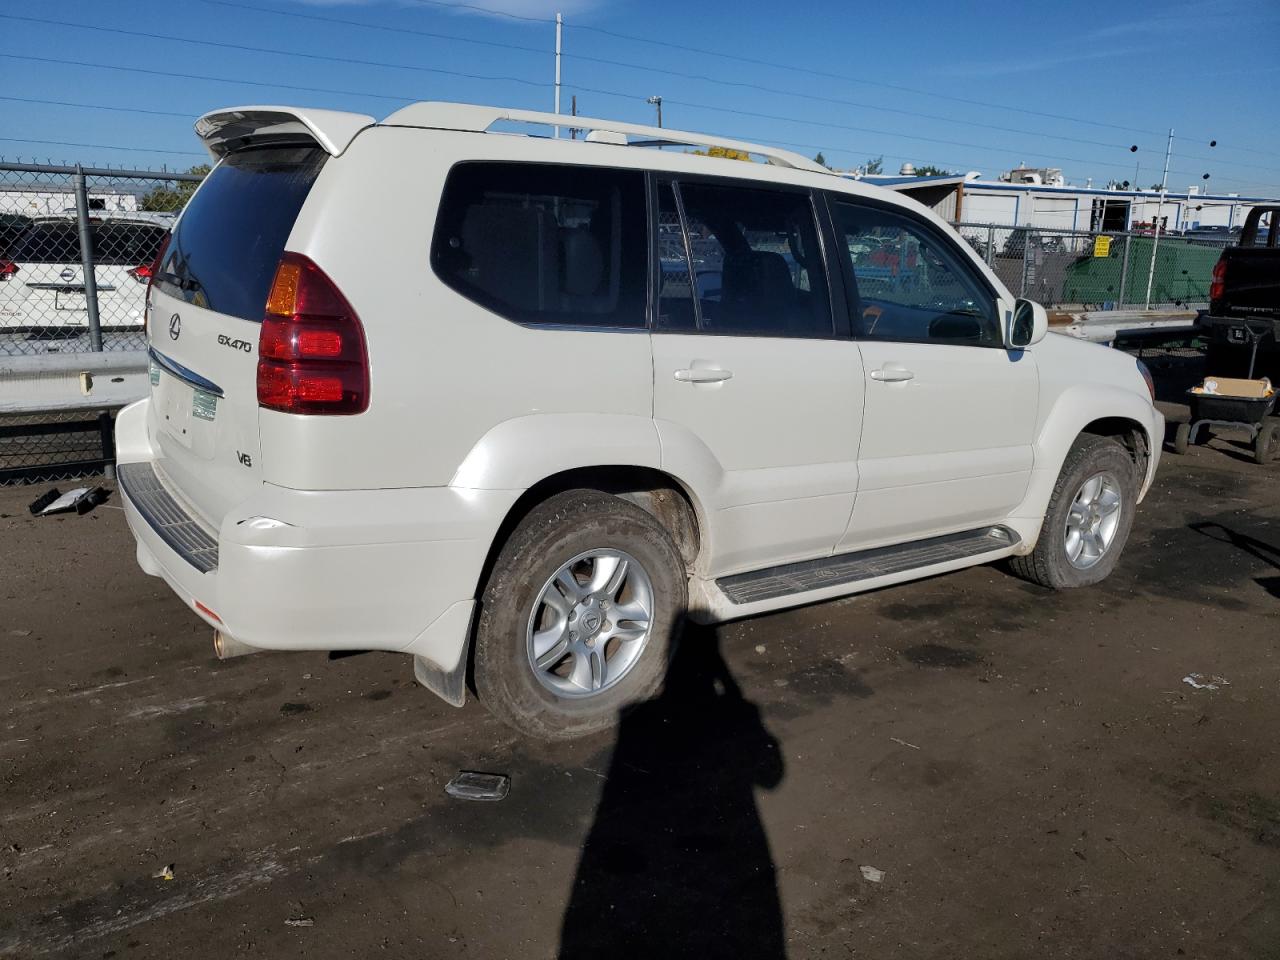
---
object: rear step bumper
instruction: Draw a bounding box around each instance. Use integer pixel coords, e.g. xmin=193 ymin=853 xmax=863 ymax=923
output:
xmin=118 ymin=461 xmax=219 ymax=574
xmin=114 ymin=398 xmax=519 ymax=676
xmin=701 ymin=526 xmax=1022 ymax=618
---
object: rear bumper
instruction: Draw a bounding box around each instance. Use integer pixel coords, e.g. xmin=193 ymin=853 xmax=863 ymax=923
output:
xmin=1196 ymin=312 xmax=1280 ymax=349
xmin=116 ymin=398 xmax=518 ymax=674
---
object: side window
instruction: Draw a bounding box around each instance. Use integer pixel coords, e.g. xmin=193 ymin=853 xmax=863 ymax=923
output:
xmin=662 ymin=181 xmax=832 ymax=338
xmin=832 ymin=200 xmax=1000 ymax=346
xmin=432 ymin=162 xmax=646 ymax=328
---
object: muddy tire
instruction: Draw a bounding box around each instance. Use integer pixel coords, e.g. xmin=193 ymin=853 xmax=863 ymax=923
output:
xmin=1008 ymin=435 xmax=1139 ymax=590
xmin=473 ymin=489 xmax=686 ymax=741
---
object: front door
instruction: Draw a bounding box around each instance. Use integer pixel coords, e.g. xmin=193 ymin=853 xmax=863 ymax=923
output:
xmin=650 ymin=178 xmax=864 ymax=577
xmin=827 ymin=197 xmax=1038 ymax=551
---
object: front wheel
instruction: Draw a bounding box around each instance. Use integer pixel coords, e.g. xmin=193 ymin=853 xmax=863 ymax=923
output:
xmin=1009 ymin=435 xmax=1139 ymax=590
xmin=473 ymin=489 xmax=687 ymax=741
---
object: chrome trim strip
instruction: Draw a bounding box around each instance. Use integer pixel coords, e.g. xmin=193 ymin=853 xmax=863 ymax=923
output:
xmin=148 ymin=347 xmax=224 ymax=397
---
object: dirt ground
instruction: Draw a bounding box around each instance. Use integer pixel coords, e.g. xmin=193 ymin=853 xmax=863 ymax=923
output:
xmin=2 ymin=374 xmax=1279 ymax=959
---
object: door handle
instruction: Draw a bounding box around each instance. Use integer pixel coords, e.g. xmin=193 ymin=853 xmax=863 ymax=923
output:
xmin=674 ymin=367 xmax=733 ymax=384
xmin=870 ymin=366 xmax=915 ymax=383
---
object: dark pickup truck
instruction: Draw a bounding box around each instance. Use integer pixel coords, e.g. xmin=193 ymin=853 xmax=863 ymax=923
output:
xmin=1196 ymin=205 xmax=1280 ymax=376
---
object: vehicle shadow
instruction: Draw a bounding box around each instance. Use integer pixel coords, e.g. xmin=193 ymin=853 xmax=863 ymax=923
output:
xmin=1189 ymin=520 xmax=1280 ymax=598
xmin=558 ymin=625 xmax=786 ymax=960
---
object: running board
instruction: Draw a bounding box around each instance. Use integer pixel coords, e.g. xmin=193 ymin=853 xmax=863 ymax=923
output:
xmin=716 ymin=526 xmax=1020 ymax=605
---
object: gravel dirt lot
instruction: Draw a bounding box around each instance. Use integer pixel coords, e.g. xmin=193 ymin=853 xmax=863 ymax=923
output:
xmin=2 ymin=376 xmax=1279 ymax=959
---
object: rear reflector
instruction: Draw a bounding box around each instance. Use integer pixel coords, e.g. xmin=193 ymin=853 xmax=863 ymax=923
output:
xmin=258 ymin=253 xmax=369 ymax=415
xmin=194 ymin=600 xmax=222 ymax=623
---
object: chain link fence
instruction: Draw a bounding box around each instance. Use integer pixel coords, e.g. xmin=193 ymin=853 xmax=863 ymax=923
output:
xmin=0 ymin=162 xmax=204 ymax=483
xmin=952 ymin=221 xmax=1234 ymax=311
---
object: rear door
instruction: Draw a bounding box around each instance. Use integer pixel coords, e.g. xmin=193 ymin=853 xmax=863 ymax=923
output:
xmin=650 ymin=177 xmax=863 ymax=576
xmin=147 ymin=145 xmax=327 ymax=526
xmin=0 ymin=220 xmax=88 ymax=333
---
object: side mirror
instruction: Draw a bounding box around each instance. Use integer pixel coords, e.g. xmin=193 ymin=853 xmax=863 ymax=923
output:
xmin=1009 ymin=298 xmax=1048 ymax=348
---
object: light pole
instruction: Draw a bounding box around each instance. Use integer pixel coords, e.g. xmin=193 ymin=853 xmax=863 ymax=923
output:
xmin=646 ymin=95 xmax=663 ymax=129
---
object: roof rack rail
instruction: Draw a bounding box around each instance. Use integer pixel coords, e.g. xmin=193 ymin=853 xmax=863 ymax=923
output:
xmin=380 ymin=102 xmax=831 ymax=175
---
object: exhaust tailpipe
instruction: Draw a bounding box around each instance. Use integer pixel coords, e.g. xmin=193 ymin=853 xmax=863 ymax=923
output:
xmin=213 ymin=630 xmax=260 ymax=660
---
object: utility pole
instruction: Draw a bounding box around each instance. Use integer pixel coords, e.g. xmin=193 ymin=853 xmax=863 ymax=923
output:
xmin=553 ymin=12 xmax=562 ymax=138
xmin=646 ymin=95 xmax=663 ymax=129
xmin=570 ymin=95 xmax=578 ymax=139
xmin=1143 ymin=128 xmax=1173 ymax=310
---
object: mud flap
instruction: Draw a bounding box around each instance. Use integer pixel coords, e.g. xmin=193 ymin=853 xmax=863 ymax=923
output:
xmin=414 ymin=653 xmax=467 ymax=708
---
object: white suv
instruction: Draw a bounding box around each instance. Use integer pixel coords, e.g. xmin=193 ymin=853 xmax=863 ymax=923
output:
xmin=117 ymin=103 xmax=1163 ymax=739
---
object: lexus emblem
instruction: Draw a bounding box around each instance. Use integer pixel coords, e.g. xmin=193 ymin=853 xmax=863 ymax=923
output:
xmin=168 ymin=313 xmax=181 ymax=341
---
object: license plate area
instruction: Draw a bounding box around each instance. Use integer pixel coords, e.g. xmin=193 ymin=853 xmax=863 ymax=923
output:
xmin=156 ymin=372 xmax=195 ymax=448
xmin=55 ymin=289 xmax=87 ymax=312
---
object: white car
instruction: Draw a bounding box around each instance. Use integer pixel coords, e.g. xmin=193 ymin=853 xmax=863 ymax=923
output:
xmin=116 ymin=103 xmax=1163 ymax=739
xmin=0 ymin=213 xmax=171 ymax=337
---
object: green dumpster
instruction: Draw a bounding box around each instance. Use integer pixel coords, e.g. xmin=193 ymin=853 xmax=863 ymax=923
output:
xmin=1062 ymin=237 xmax=1223 ymax=307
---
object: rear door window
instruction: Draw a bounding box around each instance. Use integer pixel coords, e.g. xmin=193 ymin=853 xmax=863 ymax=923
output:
xmin=156 ymin=145 xmax=327 ymax=321
xmin=431 ymin=162 xmax=646 ymax=328
xmin=658 ymin=180 xmax=833 ymax=338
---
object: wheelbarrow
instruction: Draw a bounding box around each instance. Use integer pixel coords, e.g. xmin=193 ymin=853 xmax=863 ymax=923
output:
xmin=1174 ymin=321 xmax=1278 ymax=464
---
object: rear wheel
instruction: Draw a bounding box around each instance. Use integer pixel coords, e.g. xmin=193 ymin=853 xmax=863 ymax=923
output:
xmin=1009 ymin=435 xmax=1138 ymax=590
xmin=1254 ymin=422 xmax=1278 ymax=465
xmin=473 ymin=489 xmax=687 ymax=741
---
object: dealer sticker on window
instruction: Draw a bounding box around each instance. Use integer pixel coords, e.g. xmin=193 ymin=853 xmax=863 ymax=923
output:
xmin=192 ymin=389 xmax=218 ymax=422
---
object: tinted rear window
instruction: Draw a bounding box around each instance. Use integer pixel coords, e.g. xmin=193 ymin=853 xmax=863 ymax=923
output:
xmin=157 ymin=146 xmax=326 ymax=321
xmin=3 ymin=221 xmax=167 ymax=265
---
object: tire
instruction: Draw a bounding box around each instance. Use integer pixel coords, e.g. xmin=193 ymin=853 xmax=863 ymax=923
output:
xmin=1173 ymin=422 xmax=1191 ymax=455
xmin=1253 ymin=422 xmax=1278 ymax=465
xmin=473 ymin=489 xmax=687 ymax=741
xmin=1008 ymin=435 xmax=1139 ymax=590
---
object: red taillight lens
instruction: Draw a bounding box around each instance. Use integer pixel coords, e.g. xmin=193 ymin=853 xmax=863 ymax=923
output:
xmin=0 ymin=260 xmax=17 ymax=280
xmin=257 ymin=253 xmax=369 ymax=415
xmin=142 ymin=234 xmax=170 ymax=336
xmin=1209 ymin=258 xmax=1227 ymax=302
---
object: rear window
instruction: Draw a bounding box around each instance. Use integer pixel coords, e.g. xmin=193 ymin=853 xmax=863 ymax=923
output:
xmin=2 ymin=221 xmax=167 ymax=265
xmin=431 ymin=161 xmax=646 ymax=328
xmin=156 ymin=145 xmax=326 ymax=321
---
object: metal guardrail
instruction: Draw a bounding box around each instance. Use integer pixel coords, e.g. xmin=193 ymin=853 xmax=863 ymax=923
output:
xmin=0 ymin=161 xmax=203 ymax=482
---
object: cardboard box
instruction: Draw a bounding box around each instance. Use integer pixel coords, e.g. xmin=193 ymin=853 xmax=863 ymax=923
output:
xmin=1196 ymin=376 xmax=1274 ymax=399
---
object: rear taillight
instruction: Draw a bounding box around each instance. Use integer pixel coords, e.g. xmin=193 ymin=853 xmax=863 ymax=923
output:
xmin=1210 ymin=257 xmax=1227 ymax=302
xmin=141 ymin=234 xmax=170 ymax=336
xmin=0 ymin=260 xmax=17 ymax=281
xmin=257 ymin=252 xmax=369 ymax=415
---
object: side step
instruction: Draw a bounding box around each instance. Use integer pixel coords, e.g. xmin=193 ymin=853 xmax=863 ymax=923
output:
xmin=717 ymin=526 xmax=1020 ymax=605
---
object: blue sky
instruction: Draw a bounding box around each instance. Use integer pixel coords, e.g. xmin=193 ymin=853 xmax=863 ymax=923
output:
xmin=3 ymin=0 xmax=1279 ymax=196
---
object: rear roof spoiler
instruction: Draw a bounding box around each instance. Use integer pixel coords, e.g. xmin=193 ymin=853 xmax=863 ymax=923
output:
xmin=195 ymin=106 xmax=376 ymax=160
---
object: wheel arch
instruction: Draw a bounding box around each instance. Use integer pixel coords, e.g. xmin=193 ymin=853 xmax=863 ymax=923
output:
xmin=471 ymin=464 xmax=707 ymax=604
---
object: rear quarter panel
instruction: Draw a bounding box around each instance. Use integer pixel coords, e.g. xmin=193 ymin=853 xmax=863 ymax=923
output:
xmin=260 ymin=126 xmax=654 ymax=491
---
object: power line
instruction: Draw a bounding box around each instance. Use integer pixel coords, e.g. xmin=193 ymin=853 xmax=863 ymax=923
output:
xmin=0 ymin=52 xmax=416 ymax=103
xmin=6 ymin=49 xmax=1277 ymax=194
xmin=0 ymin=137 xmax=204 ymax=157
xmin=0 ymin=95 xmax=192 ymax=118
xmin=200 ymin=0 xmax=550 ymax=58
xmin=0 ymin=15 xmax=548 ymax=89
xmin=194 ymin=0 xmax=1279 ymax=176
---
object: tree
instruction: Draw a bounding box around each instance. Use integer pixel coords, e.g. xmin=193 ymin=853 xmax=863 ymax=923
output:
xmin=862 ymin=156 xmax=883 ymax=175
xmin=912 ymin=164 xmax=953 ymax=177
xmin=140 ymin=164 xmax=211 ymax=213
xmin=813 ymin=151 xmax=831 ymax=169
xmin=691 ymin=146 xmax=752 ymax=162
